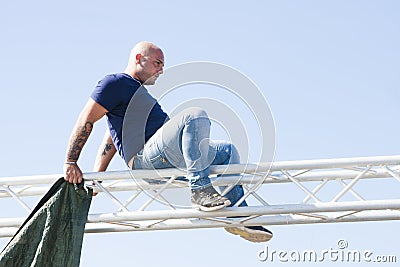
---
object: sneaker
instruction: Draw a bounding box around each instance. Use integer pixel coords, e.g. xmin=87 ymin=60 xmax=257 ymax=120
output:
xmin=191 ymin=185 xmax=231 ymax=211
xmin=225 ymin=226 xmax=273 ymax=243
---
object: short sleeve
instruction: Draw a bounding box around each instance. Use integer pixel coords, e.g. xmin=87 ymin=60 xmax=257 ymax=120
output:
xmin=90 ymin=75 xmax=123 ymax=111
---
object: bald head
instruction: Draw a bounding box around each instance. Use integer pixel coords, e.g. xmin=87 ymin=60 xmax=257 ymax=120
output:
xmin=131 ymin=42 xmax=162 ymax=58
xmin=125 ymin=41 xmax=164 ymax=85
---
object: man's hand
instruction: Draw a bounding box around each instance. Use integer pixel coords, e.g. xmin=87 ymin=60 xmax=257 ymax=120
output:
xmin=64 ymin=163 xmax=83 ymax=184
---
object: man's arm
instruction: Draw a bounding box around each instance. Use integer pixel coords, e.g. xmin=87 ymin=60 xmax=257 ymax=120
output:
xmin=64 ymin=98 xmax=108 ymax=184
xmin=93 ymin=130 xmax=117 ymax=172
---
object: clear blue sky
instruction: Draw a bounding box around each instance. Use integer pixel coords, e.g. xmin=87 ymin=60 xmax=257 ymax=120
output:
xmin=1 ymin=1 xmax=399 ymax=266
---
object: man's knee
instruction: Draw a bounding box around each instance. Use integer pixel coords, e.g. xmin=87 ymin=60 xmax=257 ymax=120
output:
xmin=184 ymin=107 xmax=208 ymax=119
xmin=181 ymin=107 xmax=209 ymax=123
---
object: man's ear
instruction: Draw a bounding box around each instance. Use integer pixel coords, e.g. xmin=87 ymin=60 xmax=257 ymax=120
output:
xmin=135 ymin=53 xmax=142 ymax=64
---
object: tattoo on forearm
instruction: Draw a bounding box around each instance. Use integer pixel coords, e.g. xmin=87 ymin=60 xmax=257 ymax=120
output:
xmin=67 ymin=122 xmax=94 ymax=161
xmin=102 ymin=143 xmax=113 ymax=156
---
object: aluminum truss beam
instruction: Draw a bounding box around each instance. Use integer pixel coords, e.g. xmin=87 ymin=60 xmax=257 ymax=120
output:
xmin=1 ymin=155 xmax=400 ymax=238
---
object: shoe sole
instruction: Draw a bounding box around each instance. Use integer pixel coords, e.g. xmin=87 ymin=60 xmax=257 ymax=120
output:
xmin=225 ymin=227 xmax=273 ymax=243
xmin=194 ymin=199 xmax=231 ymax=212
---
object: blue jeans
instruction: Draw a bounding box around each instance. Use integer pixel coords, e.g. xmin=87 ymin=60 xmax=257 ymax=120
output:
xmin=133 ymin=107 xmax=247 ymax=207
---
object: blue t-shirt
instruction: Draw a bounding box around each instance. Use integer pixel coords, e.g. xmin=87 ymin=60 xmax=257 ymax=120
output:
xmin=91 ymin=73 xmax=169 ymax=163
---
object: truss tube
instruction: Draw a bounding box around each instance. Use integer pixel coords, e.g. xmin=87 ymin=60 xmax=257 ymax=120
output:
xmin=331 ymin=166 xmax=372 ymax=202
xmin=281 ymin=170 xmax=321 ymax=203
xmin=384 ymin=166 xmax=400 ymax=183
xmin=1 ymin=186 xmax=31 ymax=212
xmin=0 ymin=218 xmax=24 ymax=228
xmin=86 ymin=199 xmax=400 ymax=223
xmin=93 ymin=180 xmax=129 ymax=212
xmin=85 ymin=210 xmax=400 ymax=231
xmin=214 ymin=169 xmax=392 ymax=184
xmin=267 ymin=155 xmax=400 ymax=171
xmin=243 ymin=185 xmax=269 ymax=206
xmin=1 ymin=210 xmax=400 ymax=238
xmin=0 ymin=168 xmax=395 ymax=200
xmin=303 ymin=179 xmax=329 ymax=203
xmin=0 ymin=169 xmax=397 ymax=200
xmin=0 ymin=228 xmax=19 ymax=238
xmin=139 ymin=176 xmax=178 ymax=211
xmin=1 ymin=199 xmax=399 ymax=229
xmin=2 ymin=155 xmax=400 ymax=187
xmin=0 ymin=170 xmax=392 ymax=198
xmin=336 ymin=179 xmax=365 ymax=201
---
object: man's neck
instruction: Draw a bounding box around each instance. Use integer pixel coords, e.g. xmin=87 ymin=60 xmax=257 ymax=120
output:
xmin=123 ymin=70 xmax=142 ymax=84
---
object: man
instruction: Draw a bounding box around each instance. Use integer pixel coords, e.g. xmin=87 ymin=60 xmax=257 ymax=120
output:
xmin=64 ymin=41 xmax=272 ymax=242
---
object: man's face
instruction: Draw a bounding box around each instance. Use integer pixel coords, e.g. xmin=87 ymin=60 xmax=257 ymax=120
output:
xmin=139 ymin=49 xmax=164 ymax=85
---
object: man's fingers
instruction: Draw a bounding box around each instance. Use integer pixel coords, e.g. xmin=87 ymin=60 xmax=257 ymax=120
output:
xmin=64 ymin=164 xmax=83 ymax=184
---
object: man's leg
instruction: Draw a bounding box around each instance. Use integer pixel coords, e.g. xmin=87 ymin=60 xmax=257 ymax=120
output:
xmin=208 ymin=140 xmax=247 ymax=206
xmin=209 ymin=140 xmax=273 ymax=243
xmin=136 ymin=107 xmax=230 ymax=211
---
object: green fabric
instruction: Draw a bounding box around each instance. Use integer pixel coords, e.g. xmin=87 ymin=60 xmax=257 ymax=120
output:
xmin=0 ymin=178 xmax=92 ymax=267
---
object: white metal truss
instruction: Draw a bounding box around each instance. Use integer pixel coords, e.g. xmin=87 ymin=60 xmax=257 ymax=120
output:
xmin=1 ymin=155 xmax=400 ymax=238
